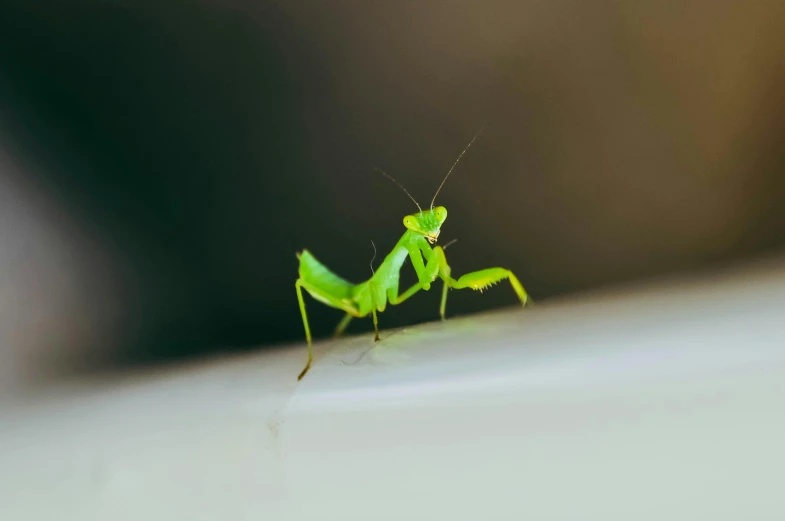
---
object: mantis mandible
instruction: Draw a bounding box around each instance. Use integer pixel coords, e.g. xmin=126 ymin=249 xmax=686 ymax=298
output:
xmin=294 ymin=132 xmax=530 ymax=379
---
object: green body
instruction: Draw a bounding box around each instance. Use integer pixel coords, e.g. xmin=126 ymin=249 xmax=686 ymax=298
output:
xmin=295 ymin=205 xmax=529 ymax=380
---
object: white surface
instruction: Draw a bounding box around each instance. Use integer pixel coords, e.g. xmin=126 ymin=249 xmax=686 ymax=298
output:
xmin=2 ymin=259 xmax=785 ymax=520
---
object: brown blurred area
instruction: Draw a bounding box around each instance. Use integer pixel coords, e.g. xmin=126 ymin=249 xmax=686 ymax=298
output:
xmin=1 ymin=1 xmax=784 ymax=392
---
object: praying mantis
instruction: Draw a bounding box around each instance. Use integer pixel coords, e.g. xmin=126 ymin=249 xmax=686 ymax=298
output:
xmin=294 ymin=132 xmax=531 ymax=380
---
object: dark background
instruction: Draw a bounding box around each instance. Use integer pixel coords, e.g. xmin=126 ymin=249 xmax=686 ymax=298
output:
xmin=1 ymin=1 xmax=784 ymax=389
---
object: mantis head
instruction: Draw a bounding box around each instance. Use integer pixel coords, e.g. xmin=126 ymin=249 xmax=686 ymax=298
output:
xmin=379 ymin=128 xmax=482 ymax=246
xmin=403 ymin=206 xmax=447 ymax=244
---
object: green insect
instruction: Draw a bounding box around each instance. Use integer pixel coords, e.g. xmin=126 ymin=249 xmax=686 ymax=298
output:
xmin=294 ymin=132 xmax=530 ymax=380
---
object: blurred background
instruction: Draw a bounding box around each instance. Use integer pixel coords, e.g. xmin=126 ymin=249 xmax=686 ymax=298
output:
xmin=1 ymin=1 xmax=784 ymax=393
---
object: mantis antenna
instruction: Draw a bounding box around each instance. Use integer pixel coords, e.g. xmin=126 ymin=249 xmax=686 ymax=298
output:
xmin=430 ymin=127 xmax=485 ymax=209
xmin=442 ymin=238 xmax=458 ymax=250
xmin=369 ymin=240 xmax=377 ymax=275
xmin=374 ymin=167 xmax=422 ymax=213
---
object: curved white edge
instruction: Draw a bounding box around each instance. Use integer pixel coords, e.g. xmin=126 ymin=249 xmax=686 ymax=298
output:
xmin=2 ymin=258 xmax=785 ymax=521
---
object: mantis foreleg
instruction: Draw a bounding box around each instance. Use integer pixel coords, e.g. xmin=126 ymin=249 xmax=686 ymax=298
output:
xmin=433 ymin=246 xmax=530 ymax=319
xmin=387 ymin=241 xmax=441 ymax=305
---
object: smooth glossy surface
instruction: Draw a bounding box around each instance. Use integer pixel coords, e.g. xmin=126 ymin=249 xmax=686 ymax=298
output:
xmin=2 ymin=258 xmax=785 ymax=520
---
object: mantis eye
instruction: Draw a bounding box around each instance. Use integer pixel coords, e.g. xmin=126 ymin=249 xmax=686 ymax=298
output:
xmin=403 ymin=216 xmax=416 ymax=229
xmin=434 ymin=206 xmax=447 ymax=221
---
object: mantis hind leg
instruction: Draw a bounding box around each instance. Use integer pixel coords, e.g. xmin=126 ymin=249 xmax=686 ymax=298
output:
xmin=295 ymin=278 xmax=362 ymax=380
xmin=295 ymin=281 xmax=313 ymax=380
xmin=433 ymin=247 xmax=530 ymax=319
xmin=372 ymin=309 xmax=380 ymax=341
xmin=333 ymin=313 xmax=353 ymax=337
